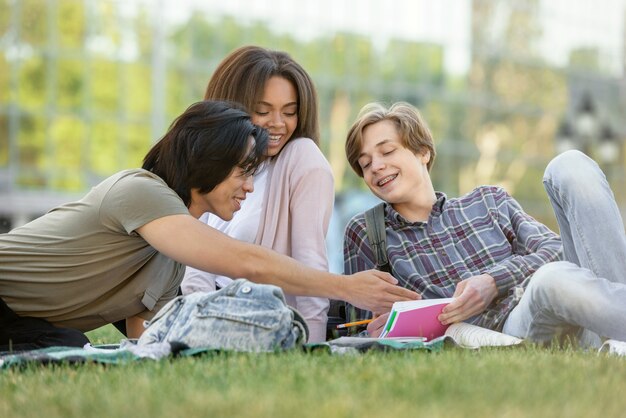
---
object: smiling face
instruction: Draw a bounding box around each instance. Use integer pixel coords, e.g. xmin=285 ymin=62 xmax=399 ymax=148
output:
xmin=189 ymin=137 xmax=256 ymax=220
xmin=358 ymin=120 xmax=432 ymax=216
xmin=252 ymin=76 xmax=298 ymax=157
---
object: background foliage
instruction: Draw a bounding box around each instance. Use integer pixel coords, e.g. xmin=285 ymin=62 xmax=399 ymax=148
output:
xmin=1 ymin=0 xmax=624 ymax=232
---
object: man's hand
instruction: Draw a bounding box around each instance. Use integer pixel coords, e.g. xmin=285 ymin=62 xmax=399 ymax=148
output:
xmin=438 ymin=274 xmax=497 ymax=325
xmin=343 ymin=270 xmax=420 ymax=313
xmin=366 ymin=313 xmax=390 ymax=338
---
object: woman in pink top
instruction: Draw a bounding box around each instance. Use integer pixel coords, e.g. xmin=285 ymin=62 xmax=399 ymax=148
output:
xmin=181 ymin=46 xmax=333 ymax=342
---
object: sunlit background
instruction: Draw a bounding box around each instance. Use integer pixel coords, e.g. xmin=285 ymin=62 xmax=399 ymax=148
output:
xmin=1 ymin=0 xmax=625 ymax=272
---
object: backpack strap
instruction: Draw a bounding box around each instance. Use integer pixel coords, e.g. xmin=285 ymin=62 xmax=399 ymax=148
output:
xmin=364 ymin=202 xmax=391 ymax=274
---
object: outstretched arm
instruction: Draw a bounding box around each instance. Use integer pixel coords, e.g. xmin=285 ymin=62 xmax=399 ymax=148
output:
xmin=342 ymin=213 xmax=422 ymax=321
xmin=343 ymin=214 xmax=380 ymax=321
xmin=137 ymin=214 xmax=418 ymax=313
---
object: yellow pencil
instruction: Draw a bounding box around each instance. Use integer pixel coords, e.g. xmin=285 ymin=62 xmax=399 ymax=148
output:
xmin=336 ymin=319 xmax=374 ymax=329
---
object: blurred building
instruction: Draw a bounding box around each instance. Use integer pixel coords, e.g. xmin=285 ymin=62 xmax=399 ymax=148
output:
xmin=1 ymin=0 xmax=625 ymax=253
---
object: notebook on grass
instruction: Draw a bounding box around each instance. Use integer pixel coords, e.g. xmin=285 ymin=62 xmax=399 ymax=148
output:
xmin=379 ymin=298 xmax=454 ymax=340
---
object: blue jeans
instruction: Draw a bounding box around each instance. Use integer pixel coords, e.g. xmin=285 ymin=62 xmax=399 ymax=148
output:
xmin=503 ymin=150 xmax=626 ymax=346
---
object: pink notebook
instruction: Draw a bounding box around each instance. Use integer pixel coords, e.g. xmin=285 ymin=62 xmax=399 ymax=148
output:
xmin=379 ymin=298 xmax=454 ymax=340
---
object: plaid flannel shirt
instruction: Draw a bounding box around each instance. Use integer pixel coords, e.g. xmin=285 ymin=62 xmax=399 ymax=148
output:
xmin=343 ymin=186 xmax=562 ymax=331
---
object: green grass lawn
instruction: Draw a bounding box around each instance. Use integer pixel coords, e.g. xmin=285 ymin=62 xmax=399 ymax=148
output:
xmin=1 ymin=325 xmax=625 ymax=418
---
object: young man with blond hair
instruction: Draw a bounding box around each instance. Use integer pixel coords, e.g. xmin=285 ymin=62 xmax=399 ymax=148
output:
xmin=343 ymin=102 xmax=626 ymax=348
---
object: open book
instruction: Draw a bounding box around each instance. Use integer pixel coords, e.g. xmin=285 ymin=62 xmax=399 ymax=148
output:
xmin=379 ymin=298 xmax=523 ymax=348
xmin=379 ymin=298 xmax=454 ymax=339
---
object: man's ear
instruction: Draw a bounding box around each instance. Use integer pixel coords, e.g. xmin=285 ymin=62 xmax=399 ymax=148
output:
xmin=420 ymin=150 xmax=431 ymax=164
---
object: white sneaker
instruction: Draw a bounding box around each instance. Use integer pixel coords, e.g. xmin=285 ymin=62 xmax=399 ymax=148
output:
xmin=599 ymin=339 xmax=626 ymax=356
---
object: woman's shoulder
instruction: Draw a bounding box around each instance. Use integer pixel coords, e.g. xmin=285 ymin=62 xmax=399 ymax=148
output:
xmin=280 ymin=137 xmax=321 ymax=154
xmin=275 ymin=137 xmax=331 ymax=170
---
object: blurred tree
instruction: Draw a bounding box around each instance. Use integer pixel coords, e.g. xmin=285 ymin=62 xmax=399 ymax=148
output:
xmin=56 ymin=59 xmax=83 ymax=109
xmin=463 ymin=0 xmax=567 ymax=225
xmin=328 ymin=91 xmax=351 ymax=191
xmin=17 ymin=113 xmax=46 ymax=187
xmin=91 ymin=59 xmax=120 ymax=112
xmin=0 ymin=0 xmax=572 ymax=223
xmin=91 ymin=120 xmax=120 ymax=176
xmin=1 ymin=0 xmax=166 ymax=190
xmin=383 ymin=40 xmax=444 ymax=87
xmin=569 ymin=47 xmax=602 ymax=73
xmin=20 ymin=0 xmax=47 ymax=46
xmin=48 ymin=115 xmax=85 ymax=190
xmin=58 ymin=0 xmax=85 ymax=49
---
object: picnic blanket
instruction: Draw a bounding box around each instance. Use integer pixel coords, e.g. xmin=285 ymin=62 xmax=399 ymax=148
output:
xmin=0 ymin=337 xmax=447 ymax=369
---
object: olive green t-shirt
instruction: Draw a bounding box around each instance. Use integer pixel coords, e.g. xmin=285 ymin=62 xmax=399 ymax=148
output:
xmin=0 ymin=169 xmax=191 ymax=331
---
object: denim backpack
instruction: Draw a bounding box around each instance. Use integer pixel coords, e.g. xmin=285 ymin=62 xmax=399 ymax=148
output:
xmin=137 ymin=279 xmax=308 ymax=352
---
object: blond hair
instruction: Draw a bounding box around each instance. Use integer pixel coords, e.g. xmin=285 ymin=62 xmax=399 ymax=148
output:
xmin=345 ymin=102 xmax=436 ymax=177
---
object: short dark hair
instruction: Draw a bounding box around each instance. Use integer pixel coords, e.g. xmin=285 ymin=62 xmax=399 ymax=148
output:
xmin=205 ymin=45 xmax=320 ymax=145
xmin=142 ymin=100 xmax=268 ymax=206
